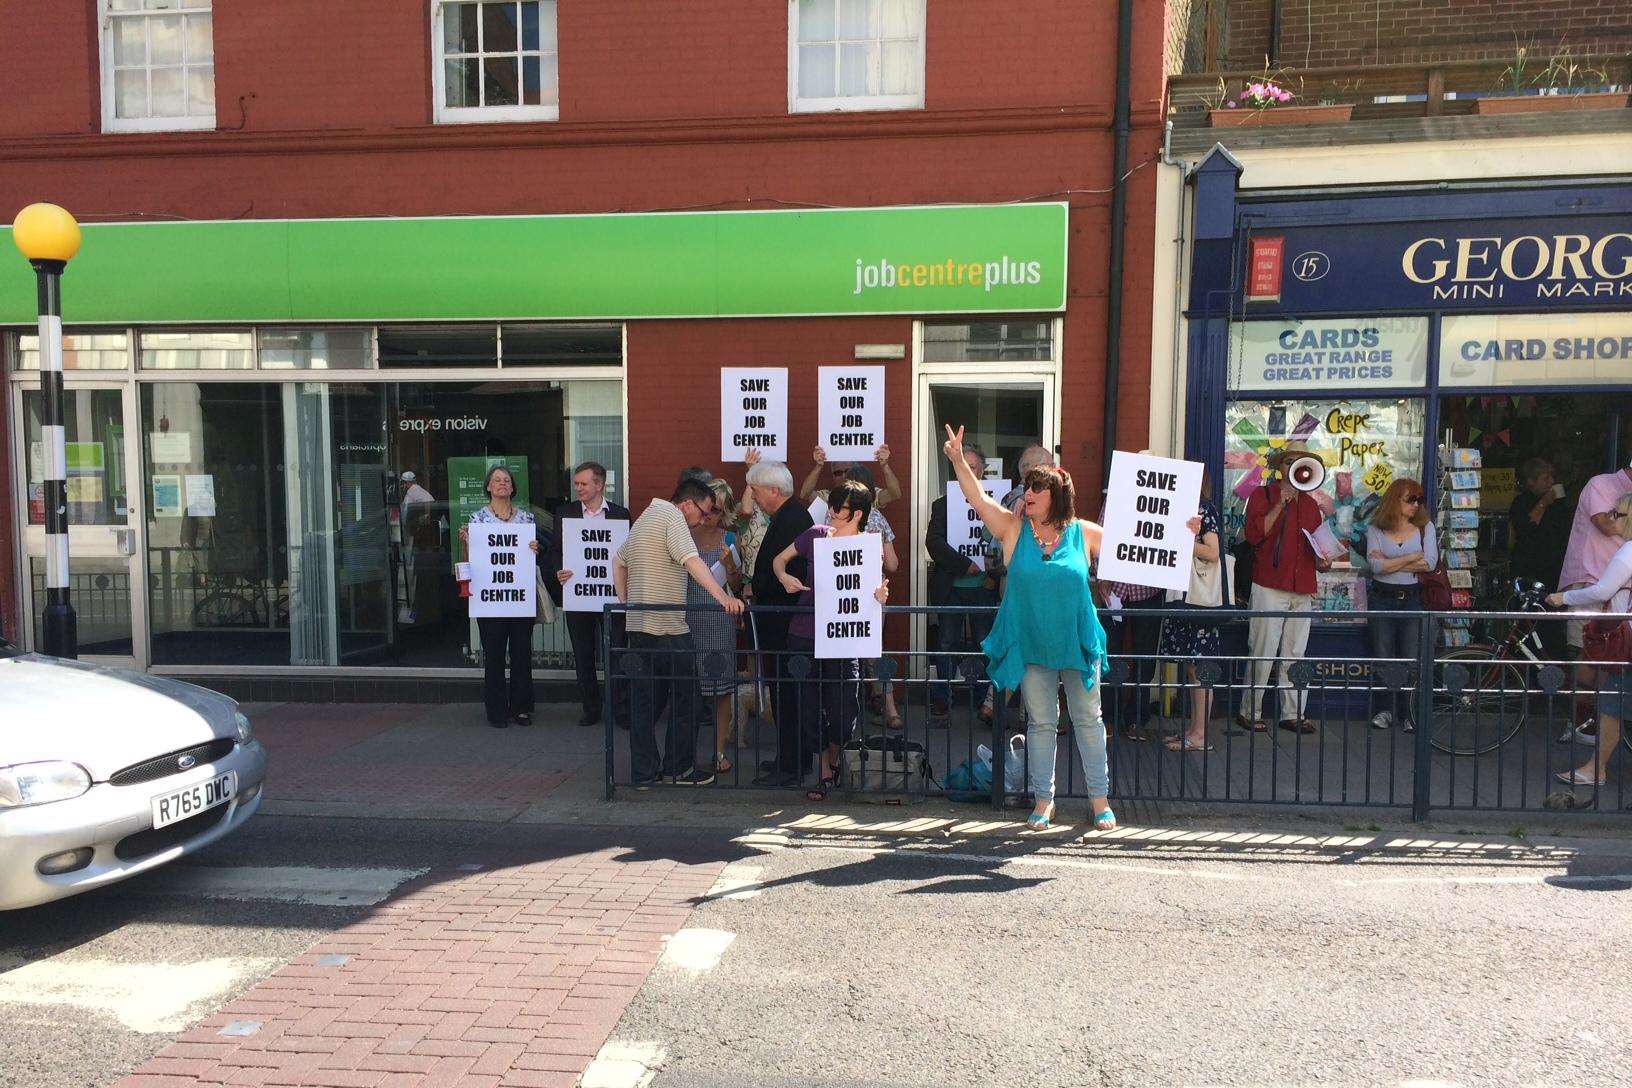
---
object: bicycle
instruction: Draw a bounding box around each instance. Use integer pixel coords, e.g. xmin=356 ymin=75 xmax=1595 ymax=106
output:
xmin=1430 ymin=580 xmax=1554 ymax=756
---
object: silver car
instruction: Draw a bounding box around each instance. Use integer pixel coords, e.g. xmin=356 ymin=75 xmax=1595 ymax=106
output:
xmin=0 ymin=638 xmax=268 ymax=911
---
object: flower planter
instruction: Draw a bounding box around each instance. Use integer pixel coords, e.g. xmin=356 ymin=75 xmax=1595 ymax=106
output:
xmin=1209 ymin=103 xmax=1355 ymax=127
xmin=1472 ymin=91 xmax=1631 ymax=115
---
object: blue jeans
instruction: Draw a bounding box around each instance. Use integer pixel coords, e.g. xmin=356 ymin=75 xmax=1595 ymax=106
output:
xmin=627 ymin=631 xmax=701 ymax=781
xmin=935 ymin=584 xmax=996 ymax=704
xmin=1020 ymin=664 xmax=1109 ymax=802
xmin=1367 ymin=582 xmax=1420 ymax=721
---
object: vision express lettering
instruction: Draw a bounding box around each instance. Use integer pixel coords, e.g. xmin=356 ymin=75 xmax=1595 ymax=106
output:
xmin=825 ymin=544 xmax=873 ymax=640
xmin=853 ymin=256 xmax=1043 ymax=295
xmin=480 ymin=532 xmax=529 ymax=602
xmin=1113 ymin=469 xmax=1180 ymax=569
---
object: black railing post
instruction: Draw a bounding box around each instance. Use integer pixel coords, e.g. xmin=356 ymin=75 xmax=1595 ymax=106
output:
xmin=1411 ymin=610 xmax=1437 ymax=822
xmin=602 ymin=603 xmax=617 ymax=801
xmin=990 ymin=671 xmax=1006 ymax=812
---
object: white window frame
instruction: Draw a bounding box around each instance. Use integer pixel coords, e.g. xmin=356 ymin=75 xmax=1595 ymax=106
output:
xmin=787 ymin=0 xmax=926 ymax=114
xmin=431 ymin=0 xmax=560 ymax=124
xmin=98 ymin=0 xmax=216 ymax=134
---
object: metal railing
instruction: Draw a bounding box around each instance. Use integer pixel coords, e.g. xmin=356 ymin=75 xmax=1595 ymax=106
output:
xmin=601 ymin=603 xmax=1632 ymax=821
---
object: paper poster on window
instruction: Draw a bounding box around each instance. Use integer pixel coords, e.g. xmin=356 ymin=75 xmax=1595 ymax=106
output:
xmin=467 ymin=522 xmax=537 ymax=618
xmin=814 ymin=532 xmax=882 ymax=660
xmin=720 ymin=367 xmax=788 ymax=462
xmin=561 ymin=518 xmax=628 ymax=613
xmin=1095 ymin=451 xmax=1204 ymax=594
xmin=150 ymin=432 xmax=192 ymax=463
xmin=817 ymin=366 xmax=884 ymax=460
xmin=185 ymin=474 xmax=217 ymax=517
xmin=946 ymin=480 xmax=1009 ymax=572
xmin=152 ymin=474 xmax=183 ymax=518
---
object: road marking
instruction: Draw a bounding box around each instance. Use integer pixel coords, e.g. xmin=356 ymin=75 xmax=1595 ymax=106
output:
xmin=1346 ymin=872 xmax=1632 ymax=888
xmin=130 ymin=865 xmax=425 ymax=906
xmin=0 ymin=957 xmax=279 ymax=1033
xmin=660 ymin=928 xmax=735 ymax=973
xmin=580 ymin=1041 xmax=666 ymax=1088
xmin=703 ymin=863 xmax=764 ymax=900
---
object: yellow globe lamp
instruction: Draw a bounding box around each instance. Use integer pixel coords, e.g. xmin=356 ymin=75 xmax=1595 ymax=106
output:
xmin=12 ymin=203 xmax=82 ymax=264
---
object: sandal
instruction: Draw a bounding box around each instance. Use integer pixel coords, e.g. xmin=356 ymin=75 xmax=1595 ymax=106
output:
xmin=715 ymin=752 xmax=733 ymax=775
xmin=806 ymin=769 xmax=836 ymax=801
xmin=1278 ymin=718 xmax=1316 ymax=734
xmin=1092 ymin=808 xmax=1118 ymax=832
xmin=1554 ymin=769 xmax=1605 ymax=787
xmin=1233 ymin=714 xmax=1268 ymax=733
xmin=1122 ymin=727 xmax=1150 ymax=742
xmin=1164 ymin=736 xmax=1213 ymax=752
xmin=1026 ymin=802 xmax=1056 ymax=831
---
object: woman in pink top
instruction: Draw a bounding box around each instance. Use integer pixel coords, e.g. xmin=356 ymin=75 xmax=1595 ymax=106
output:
xmin=1557 ymin=458 xmax=1632 ymax=744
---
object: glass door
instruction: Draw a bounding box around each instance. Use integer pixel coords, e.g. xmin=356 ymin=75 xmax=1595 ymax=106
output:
xmin=13 ymin=382 xmax=144 ymax=664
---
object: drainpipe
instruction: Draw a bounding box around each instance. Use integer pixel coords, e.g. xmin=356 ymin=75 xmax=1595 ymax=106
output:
xmin=1268 ymin=0 xmax=1284 ymax=66
xmin=1099 ymin=0 xmax=1134 ymax=490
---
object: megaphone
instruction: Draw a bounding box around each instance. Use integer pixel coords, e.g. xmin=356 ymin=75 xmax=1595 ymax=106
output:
xmin=1285 ymin=454 xmax=1327 ymax=493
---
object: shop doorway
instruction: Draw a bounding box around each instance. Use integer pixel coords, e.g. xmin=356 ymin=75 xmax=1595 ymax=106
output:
xmin=1440 ymin=393 xmax=1632 ymax=607
xmin=10 ymin=381 xmax=145 ymax=666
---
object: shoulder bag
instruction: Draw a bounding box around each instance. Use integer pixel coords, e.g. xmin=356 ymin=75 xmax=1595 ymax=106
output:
xmin=1415 ymin=525 xmax=1453 ymax=611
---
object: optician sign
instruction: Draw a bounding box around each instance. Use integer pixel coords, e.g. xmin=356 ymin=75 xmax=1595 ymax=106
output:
xmin=1228 ymin=317 xmax=1429 ymax=392
xmin=1439 ymin=312 xmax=1632 ymax=387
xmin=1248 ymin=214 xmax=1632 ymax=313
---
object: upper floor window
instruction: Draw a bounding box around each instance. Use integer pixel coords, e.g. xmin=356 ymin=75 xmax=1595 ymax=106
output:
xmin=433 ymin=1 xmax=559 ymax=124
xmin=101 ymin=0 xmax=215 ymax=133
xmin=789 ymin=0 xmax=925 ymax=114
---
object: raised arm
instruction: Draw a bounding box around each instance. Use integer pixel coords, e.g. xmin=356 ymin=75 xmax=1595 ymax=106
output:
xmin=799 ymin=446 xmax=826 ymax=502
xmin=874 ymin=444 xmax=902 ymax=507
xmin=943 ymin=425 xmax=1018 ymax=541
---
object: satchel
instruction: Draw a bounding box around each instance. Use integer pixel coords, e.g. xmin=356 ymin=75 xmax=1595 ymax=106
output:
xmin=1415 ymin=526 xmax=1453 ymax=611
xmin=1582 ymin=618 xmax=1632 ymax=667
xmin=1166 ymin=552 xmax=1235 ymax=608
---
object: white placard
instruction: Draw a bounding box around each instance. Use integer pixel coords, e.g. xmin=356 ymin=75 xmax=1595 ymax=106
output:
xmin=720 ymin=367 xmax=788 ymax=462
xmin=946 ymin=480 xmax=1009 ymax=572
xmin=808 ymin=495 xmax=829 ymax=525
xmin=561 ymin=517 xmax=629 ymax=613
xmin=817 ymin=365 xmax=884 ymax=460
xmin=149 ymin=431 xmax=193 ymax=463
xmin=1439 ymin=312 xmax=1632 ymax=388
xmin=814 ymin=532 xmax=882 ymax=660
xmin=184 ymin=474 xmax=216 ymax=517
xmin=1229 ymin=317 xmax=1429 ymax=392
xmin=468 ymin=522 xmax=537 ymax=618
xmin=1096 ymin=451 xmax=1204 ymax=594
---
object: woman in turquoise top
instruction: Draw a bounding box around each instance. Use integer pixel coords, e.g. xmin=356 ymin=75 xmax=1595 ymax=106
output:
xmin=943 ymin=424 xmax=1119 ymax=832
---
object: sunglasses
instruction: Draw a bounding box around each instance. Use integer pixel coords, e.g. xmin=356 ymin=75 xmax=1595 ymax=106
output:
xmin=1404 ymin=496 xmax=1423 ymax=505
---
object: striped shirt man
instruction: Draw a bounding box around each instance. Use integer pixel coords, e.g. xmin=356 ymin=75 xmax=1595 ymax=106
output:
xmin=617 ymin=498 xmax=700 ymax=637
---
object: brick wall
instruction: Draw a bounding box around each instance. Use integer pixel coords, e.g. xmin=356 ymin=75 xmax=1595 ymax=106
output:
xmin=1223 ymin=0 xmax=1632 ymax=70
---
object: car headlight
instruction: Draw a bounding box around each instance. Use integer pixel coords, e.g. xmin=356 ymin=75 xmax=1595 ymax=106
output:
xmin=0 ymin=762 xmax=92 ymax=809
xmin=234 ymin=710 xmax=255 ymax=746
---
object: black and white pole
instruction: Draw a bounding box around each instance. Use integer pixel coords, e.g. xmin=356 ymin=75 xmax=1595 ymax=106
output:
xmin=11 ymin=203 xmax=82 ymax=658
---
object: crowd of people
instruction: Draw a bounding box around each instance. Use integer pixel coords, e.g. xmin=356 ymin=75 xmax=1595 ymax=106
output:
xmin=461 ymin=438 xmax=1632 ymax=809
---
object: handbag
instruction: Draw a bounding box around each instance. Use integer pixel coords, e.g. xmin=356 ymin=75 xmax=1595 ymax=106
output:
xmin=1166 ymin=552 xmax=1234 ymax=608
xmin=1581 ymin=617 xmax=1632 ymax=667
xmin=1415 ymin=526 xmax=1453 ymax=611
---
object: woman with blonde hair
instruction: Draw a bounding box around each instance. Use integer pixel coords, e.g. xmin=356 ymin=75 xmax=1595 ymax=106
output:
xmin=688 ymin=476 xmax=743 ymax=774
xmin=1364 ymin=477 xmax=1436 ymax=732
xmin=1548 ymin=491 xmax=1632 ymax=786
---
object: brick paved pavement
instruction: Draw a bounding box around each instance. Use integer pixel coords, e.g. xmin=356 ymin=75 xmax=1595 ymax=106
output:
xmin=114 ymin=847 xmax=723 ymax=1088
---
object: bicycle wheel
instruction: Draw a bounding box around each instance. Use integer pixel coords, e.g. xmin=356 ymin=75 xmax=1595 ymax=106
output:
xmin=1431 ymin=647 xmax=1530 ymax=756
xmin=192 ymin=590 xmax=260 ymax=629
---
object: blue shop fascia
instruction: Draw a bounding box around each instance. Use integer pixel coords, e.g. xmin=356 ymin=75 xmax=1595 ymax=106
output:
xmin=1182 ymin=146 xmax=1632 ymax=669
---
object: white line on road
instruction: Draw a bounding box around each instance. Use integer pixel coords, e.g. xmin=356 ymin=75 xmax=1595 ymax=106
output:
xmin=579 ymin=1041 xmax=666 ymax=1088
xmin=128 ymin=865 xmax=426 ymax=906
xmin=0 ymin=957 xmax=281 ymax=1033
xmin=660 ymin=928 xmax=736 ymax=973
xmin=703 ymin=863 xmax=764 ymax=900
xmin=1345 ymin=872 xmax=1632 ymax=888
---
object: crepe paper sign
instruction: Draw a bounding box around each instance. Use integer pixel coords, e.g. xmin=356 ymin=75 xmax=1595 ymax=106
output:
xmin=817 ymin=366 xmax=884 ymax=461
xmin=1362 ymin=461 xmax=1394 ymax=494
xmin=150 ymin=431 xmax=192 ymax=463
xmin=561 ymin=518 xmax=628 ymax=613
xmin=184 ymin=474 xmax=216 ymax=517
xmin=151 ymin=474 xmax=182 ymax=518
xmin=720 ymin=367 xmax=788 ymax=462
xmin=814 ymin=531 xmax=882 ymax=660
xmin=468 ymin=522 xmax=537 ymax=618
xmin=1096 ymin=451 xmax=1204 ymax=594
xmin=946 ymin=480 xmax=1009 ymax=572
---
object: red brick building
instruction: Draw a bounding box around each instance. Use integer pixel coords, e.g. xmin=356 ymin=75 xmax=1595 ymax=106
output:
xmin=0 ymin=1 xmax=1170 ymax=686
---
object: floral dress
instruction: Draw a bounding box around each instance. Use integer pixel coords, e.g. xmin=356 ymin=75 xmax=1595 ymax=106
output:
xmin=1158 ymin=501 xmax=1222 ymax=658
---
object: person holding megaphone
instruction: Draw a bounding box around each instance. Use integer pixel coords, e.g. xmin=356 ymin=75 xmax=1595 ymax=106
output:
xmin=1237 ymin=445 xmax=1333 ymax=735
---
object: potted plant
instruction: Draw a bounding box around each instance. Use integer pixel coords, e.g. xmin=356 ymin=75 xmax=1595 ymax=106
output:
xmin=1209 ymin=76 xmax=1355 ymax=127
xmin=1475 ymin=45 xmax=1629 ymax=114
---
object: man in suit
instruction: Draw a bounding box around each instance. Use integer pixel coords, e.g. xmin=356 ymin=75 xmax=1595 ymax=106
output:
xmin=546 ymin=461 xmax=632 ymax=727
xmin=746 ymin=458 xmax=815 ymax=787
xmin=926 ymin=442 xmax=996 ymax=721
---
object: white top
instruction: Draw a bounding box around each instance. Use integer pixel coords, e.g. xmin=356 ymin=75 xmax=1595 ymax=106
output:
xmin=580 ymin=500 xmax=608 ymax=520
xmin=1366 ymin=522 xmax=1438 ymax=586
xmin=1561 ymin=538 xmax=1632 ymax=613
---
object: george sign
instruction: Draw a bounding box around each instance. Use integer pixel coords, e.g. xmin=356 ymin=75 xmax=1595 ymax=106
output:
xmin=1246 ymin=235 xmax=1284 ymax=302
xmin=1229 ymin=317 xmax=1429 ymax=392
xmin=814 ymin=532 xmax=882 ymax=660
xmin=1243 ymin=213 xmax=1632 ymax=314
xmin=184 ymin=474 xmax=217 ymax=517
xmin=1439 ymin=312 xmax=1632 ymax=387
xmin=468 ymin=523 xmax=537 ymax=618
xmin=946 ymin=480 xmax=1009 ymax=572
xmin=720 ymin=368 xmax=788 ymax=462
xmin=1095 ymin=451 xmax=1204 ymax=594
xmin=0 ymin=203 xmax=1069 ymax=325
xmin=817 ymin=366 xmax=885 ymax=460
xmin=561 ymin=517 xmax=629 ymax=613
